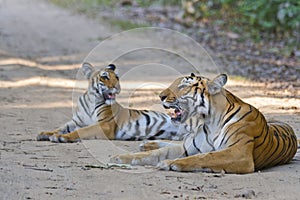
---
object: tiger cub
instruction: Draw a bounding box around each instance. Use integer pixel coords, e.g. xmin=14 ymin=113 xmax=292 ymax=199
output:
xmin=37 ymin=63 xmax=184 ymax=142
xmin=111 ymin=73 xmax=298 ymax=174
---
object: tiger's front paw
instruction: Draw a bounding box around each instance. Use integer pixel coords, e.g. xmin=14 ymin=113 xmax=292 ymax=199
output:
xmin=49 ymin=133 xmax=79 ymax=143
xmin=37 ymin=131 xmax=57 ymax=141
xmin=157 ymin=159 xmax=184 ymax=171
xmin=156 ymin=159 xmax=173 ymax=171
xmin=110 ymin=154 xmax=136 ymax=165
xmin=110 ymin=154 xmax=157 ymax=166
xmin=49 ymin=133 xmax=65 ymax=143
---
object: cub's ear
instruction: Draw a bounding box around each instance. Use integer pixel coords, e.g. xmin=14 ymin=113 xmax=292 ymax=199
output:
xmin=106 ymin=64 xmax=116 ymax=71
xmin=82 ymin=62 xmax=94 ymax=79
xmin=208 ymin=74 xmax=227 ymax=95
xmin=191 ymin=72 xmax=195 ymax=77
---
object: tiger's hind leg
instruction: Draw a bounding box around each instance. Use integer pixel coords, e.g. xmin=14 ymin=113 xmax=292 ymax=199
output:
xmin=158 ymin=137 xmax=255 ymax=174
xmin=139 ymin=140 xmax=182 ymax=151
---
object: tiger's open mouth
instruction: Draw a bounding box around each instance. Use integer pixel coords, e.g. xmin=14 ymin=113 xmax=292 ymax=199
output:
xmin=103 ymin=92 xmax=116 ymax=101
xmin=164 ymin=105 xmax=183 ymax=123
xmin=102 ymin=91 xmax=118 ymax=105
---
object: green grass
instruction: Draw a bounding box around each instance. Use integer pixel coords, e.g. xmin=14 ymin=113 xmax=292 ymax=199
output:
xmin=108 ymin=19 xmax=149 ymax=30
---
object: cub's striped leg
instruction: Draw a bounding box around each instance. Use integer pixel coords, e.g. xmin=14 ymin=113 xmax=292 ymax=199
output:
xmin=37 ymin=120 xmax=77 ymax=141
xmin=158 ymin=136 xmax=255 ymax=174
xmin=49 ymin=123 xmax=113 ymax=143
xmin=139 ymin=140 xmax=182 ymax=151
xmin=110 ymin=143 xmax=184 ymax=166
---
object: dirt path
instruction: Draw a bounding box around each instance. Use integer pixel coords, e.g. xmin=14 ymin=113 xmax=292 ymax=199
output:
xmin=0 ymin=0 xmax=299 ymax=199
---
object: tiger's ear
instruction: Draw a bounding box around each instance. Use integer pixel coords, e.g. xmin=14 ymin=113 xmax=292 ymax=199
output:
xmin=191 ymin=72 xmax=195 ymax=77
xmin=106 ymin=64 xmax=116 ymax=71
xmin=82 ymin=62 xmax=94 ymax=79
xmin=208 ymin=74 xmax=227 ymax=95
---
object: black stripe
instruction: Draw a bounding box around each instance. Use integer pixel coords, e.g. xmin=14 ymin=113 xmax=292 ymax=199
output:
xmin=208 ymin=95 xmax=211 ymax=116
xmin=148 ymin=130 xmax=165 ymax=140
xmin=255 ymin=125 xmax=269 ymax=149
xmin=148 ymin=116 xmax=157 ymax=133
xmin=235 ymin=105 xmax=252 ymax=122
xmin=142 ymin=112 xmax=151 ymax=126
xmin=223 ymin=106 xmax=241 ymax=126
xmin=227 ymin=138 xmax=242 ymax=148
xmin=199 ymin=88 xmax=205 ymax=107
xmin=73 ymin=119 xmax=82 ymax=128
xmin=183 ymin=143 xmax=189 ymax=157
xmin=155 ymin=120 xmax=166 ymax=133
xmin=96 ymin=106 xmax=110 ymax=117
xmin=66 ymin=124 xmax=70 ymax=133
xmin=262 ymin=132 xmax=281 ymax=167
xmin=79 ymin=97 xmax=90 ymax=117
xmin=120 ymin=131 xmax=127 ymax=139
xmin=269 ymin=137 xmax=287 ymax=166
xmin=255 ymin=130 xmax=273 ymax=162
xmin=75 ymin=112 xmax=85 ymax=125
xmin=254 ymin=116 xmax=267 ymax=139
xmin=220 ymin=125 xmax=246 ymax=148
xmin=225 ymin=97 xmax=234 ymax=115
xmin=203 ymin=125 xmax=214 ymax=150
xmin=193 ymin=137 xmax=201 ymax=152
xmin=94 ymin=102 xmax=105 ymax=111
xmin=132 ymin=120 xmax=141 ymax=140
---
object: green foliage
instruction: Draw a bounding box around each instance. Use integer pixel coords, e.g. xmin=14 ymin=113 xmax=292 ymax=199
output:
xmin=241 ymin=0 xmax=300 ymax=33
xmin=183 ymin=0 xmax=300 ymax=35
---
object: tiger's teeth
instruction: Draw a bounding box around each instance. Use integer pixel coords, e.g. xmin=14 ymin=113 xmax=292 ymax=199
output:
xmin=167 ymin=108 xmax=176 ymax=117
xmin=175 ymin=108 xmax=182 ymax=116
xmin=175 ymin=110 xmax=182 ymax=116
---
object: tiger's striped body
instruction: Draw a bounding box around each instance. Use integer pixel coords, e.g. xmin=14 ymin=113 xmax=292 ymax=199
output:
xmin=37 ymin=63 xmax=182 ymax=142
xmin=111 ymin=73 xmax=298 ymax=173
xmin=180 ymin=90 xmax=297 ymax=171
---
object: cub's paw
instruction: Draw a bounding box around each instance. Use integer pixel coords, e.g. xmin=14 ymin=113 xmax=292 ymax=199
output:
xmin=36 ymin=131 xmax=57 ymax=141
xmin=36 ymin=133 xmax=49 ymax=141
xmin=48 ymin=133 xmax=74 ymax=143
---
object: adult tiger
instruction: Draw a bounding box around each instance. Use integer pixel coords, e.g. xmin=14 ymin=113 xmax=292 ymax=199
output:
xmin=37 ymin=63 xmax=184 ymax=142
xmin=111 ymin=73 xmax=299 ymax=174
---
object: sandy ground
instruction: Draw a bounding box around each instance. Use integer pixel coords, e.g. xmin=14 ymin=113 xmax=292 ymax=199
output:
xmin=0 ymin=0 xmax=299 ymax=199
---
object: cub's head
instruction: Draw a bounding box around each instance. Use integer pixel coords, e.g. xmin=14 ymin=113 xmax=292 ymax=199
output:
xmin=82 ymin=62 xmax=120 ymax=105
xmin=159 ymin=73 xmax=227 ymax=123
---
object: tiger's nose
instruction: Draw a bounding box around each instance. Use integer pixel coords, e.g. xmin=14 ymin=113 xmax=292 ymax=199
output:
xmin=159 ymin=95 xmax=167 ymax=101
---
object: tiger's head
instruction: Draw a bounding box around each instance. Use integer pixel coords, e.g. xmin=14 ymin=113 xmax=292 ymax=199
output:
xmin=159 ymin=73 xmax=227 ymax=123
xmin=82 ymin=62 xmax=120 ymax=105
